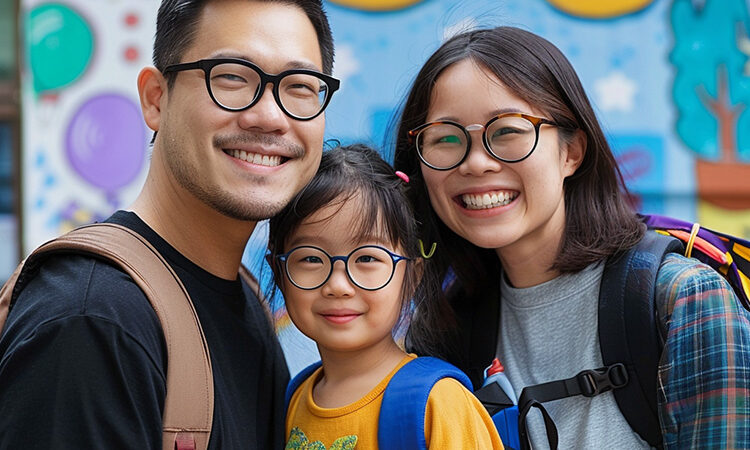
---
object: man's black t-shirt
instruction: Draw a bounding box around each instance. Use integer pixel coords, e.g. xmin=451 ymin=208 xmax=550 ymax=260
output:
xmin=0 ymin=211 xmax=289 ymax=449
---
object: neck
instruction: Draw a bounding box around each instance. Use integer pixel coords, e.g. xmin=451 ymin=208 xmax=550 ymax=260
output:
xmin=129 ymin=157 xmax=256 ymax=280
xmin=313 ymin=338 xmax=406 ymax=408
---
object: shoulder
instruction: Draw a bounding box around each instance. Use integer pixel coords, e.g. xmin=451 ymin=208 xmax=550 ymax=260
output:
xmin=424 ymin=378 xmax=503 ymax=448
xmin=428 ymin=377 xmax=478 ymax=403
xmin=655 ymin=253 xmax=742 ymax=319
xmin=3 ymin=253 xmax=163 ymax=360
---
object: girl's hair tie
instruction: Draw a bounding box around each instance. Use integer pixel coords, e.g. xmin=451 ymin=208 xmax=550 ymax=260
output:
xmin=395 ymin=171 xmax=410 ymax=183
xmin=418 ymin=239 xmax=437 ymax=259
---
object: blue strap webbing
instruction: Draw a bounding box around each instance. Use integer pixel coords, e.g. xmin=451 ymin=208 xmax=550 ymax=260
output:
xmin=285 ymin=360 xmax=323 ymax=407
xmin=378 ymin=357 xmax=472 ymax=450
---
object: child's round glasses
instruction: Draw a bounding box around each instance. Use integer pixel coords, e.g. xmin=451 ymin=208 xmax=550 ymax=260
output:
xmin=276 ymin=245 xmax=411 ymax=291
xmin=163 ymin=58 xmax=340 ymax=121
xmin=408 ymin=113 xmax=560 ymax=170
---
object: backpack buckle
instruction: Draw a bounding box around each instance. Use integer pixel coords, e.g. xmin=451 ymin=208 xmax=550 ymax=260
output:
xmin=576 ymin=363 xmax=628 ymax=397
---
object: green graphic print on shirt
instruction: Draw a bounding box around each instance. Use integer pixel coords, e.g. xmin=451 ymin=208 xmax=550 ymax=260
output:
xmin=285 ymin=427 xmax=358 ymax=450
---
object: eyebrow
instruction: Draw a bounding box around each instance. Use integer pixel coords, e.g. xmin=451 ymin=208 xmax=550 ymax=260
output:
xmin=430 ymin=107 xmax=525 ymax=123
xmin=210 ymin=52 xmax=322 ymax=73
xmin=286 ymin=233 xmax=393 ymax=252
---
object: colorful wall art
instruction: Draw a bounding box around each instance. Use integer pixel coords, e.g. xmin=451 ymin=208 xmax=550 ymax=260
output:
xmin=17 ymin=0 xmax=750 ymax=374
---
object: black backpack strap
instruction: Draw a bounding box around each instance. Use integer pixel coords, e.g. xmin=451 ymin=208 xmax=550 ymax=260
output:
xmin=598 ymin=231 xmax=683 ymax=448
xmin=514 ymin=363 xmax=628 ymax=450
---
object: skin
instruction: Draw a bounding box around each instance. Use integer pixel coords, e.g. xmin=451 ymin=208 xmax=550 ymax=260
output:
xmin=134 ymin=0 xmax=325 ymax=279
xmin=420 ymin=59 xmax=584 ymax=288
xmin=280 ymin=197 xmax=409 ymax=408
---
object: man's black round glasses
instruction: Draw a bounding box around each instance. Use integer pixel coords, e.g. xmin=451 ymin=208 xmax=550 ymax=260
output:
xmin=163 ymin=58 xmax=340 ymax=121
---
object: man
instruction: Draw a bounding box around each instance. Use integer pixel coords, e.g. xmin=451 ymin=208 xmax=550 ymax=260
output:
xmin=0 ymin=0 xmax=336 ymax=448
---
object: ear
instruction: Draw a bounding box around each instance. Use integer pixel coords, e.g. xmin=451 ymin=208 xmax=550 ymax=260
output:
xmin=561 ymin=129 xmax=586 ymax=177
xmin=137 ymin=67 xmax=167 ymax=132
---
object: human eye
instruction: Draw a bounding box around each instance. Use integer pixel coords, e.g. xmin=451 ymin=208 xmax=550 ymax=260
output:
xmin=424 ymin=129 xmax=462 ymax=148
xmin=210 ymin=63 xmax=255 ymax=90
xmin=355 ymin=254 xmax=379 ymax=264
xmin=437 ymin=134 xmax=462 ymax=144
xmin=215 ymin=73 xmax=246 ymax=83
xmin=300 ymin=255 xmax=324 ymax=264
xmin=491 ymin=126 xmax=523 ymax=138
xmin=352 ymin=247 xmax=390 ymax=266
xmin=283 ymin=75 xmax=320 ymax=98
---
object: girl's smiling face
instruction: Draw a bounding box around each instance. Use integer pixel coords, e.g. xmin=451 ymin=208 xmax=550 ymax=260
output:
xmin=419 ymin=59 xmax=583 ymax=276
xmin=279 ymin=196 xmax=408 ymax=356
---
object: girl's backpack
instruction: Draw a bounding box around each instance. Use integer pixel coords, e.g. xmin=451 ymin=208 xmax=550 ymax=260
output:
xmin=286 ymin=356 xmax=474 ymax=450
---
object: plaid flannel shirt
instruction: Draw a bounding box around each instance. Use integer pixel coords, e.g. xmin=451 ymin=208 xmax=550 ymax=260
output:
xmin=656 ymin=253 xmax=750 ymax=448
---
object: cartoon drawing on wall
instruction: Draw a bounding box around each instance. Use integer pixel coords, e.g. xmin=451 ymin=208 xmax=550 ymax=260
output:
xmin=671 ymin=0 xmax=750 ymax=237
xmin=28 ymin=4 xmax=93 ymax=95
xmin=65 ymin=93 xmax=146 ymax=208
xmin=611 ymin=135 xmax=664 ymax=214
xmin=329 ymin=0 xmax=425 ymax=11
xmin=545 ymin=0 xmax=655 ymax=18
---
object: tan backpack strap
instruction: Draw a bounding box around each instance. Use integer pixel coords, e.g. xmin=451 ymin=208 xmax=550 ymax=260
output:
xmin=0 ymin=258 xmax=28 ymax=330
xmin=1 ymin=223 xmax=212 ymax=450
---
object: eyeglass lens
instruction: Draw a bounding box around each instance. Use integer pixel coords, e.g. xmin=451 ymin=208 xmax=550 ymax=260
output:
xmin=416 ymin=115 xmax=538 ymax=168
xmin=209 ymin=62 xmax=330 ymax=118
xmin=284 ymin=246 xmax=396 ymax=290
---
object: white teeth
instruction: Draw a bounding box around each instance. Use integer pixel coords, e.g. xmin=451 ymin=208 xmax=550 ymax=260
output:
xmin=228 ymin=149 xmax=282 ymax=167
xmin=461 ymin=191 xmax=518 ymax=210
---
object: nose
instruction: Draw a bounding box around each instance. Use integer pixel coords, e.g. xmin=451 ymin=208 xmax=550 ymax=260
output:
xmin=320 ymin=260 xmax=355 ymax=297
xmin=236 ymin=82 xmax=291 ymax=133
xmin=457 ymin=126 xmax=503 ymax=176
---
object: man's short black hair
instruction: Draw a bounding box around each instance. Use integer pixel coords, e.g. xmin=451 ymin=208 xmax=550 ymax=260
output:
xmin=154 ymin=0 xmax=335 ymax=88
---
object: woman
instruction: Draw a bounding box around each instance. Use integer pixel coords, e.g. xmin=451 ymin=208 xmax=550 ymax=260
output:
xmin=393 ymin=26 xmax=749 ymax=449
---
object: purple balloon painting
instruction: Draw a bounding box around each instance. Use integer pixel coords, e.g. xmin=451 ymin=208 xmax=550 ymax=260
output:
xmin=65 ymin=93 xmax=146 ymax=201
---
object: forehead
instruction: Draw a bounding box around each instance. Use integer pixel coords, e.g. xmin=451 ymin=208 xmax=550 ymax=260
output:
xmin=185 ymin=0 xmax=323 ymax=72
xmin=428 ymin=60 xmax=537 ymax=121
xmin=289 ymin=196 xmax=391 ymax=248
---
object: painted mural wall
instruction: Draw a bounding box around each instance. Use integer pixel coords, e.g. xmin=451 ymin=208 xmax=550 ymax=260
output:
xmin=17 ymin=0 xmax=750 ymax=374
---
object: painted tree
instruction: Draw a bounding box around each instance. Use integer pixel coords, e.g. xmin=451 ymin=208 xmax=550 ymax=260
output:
xmin=670 ymin=0 xmax=750 ymax=162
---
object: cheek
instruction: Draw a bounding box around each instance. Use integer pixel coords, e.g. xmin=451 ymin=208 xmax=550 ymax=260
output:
xmin=298 ymin=118 xmax=325 ymax=154
xmin=281 ymin=289 xmax=309 ymax=323
xmin=420 ymin=170 xmax=450 ymax=209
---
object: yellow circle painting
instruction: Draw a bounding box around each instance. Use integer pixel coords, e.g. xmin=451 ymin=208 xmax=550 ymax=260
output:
xmin=546 ymin=0 xmax=654 ymax=18
xmin=329 ymin=0 xmax=423 ymax=11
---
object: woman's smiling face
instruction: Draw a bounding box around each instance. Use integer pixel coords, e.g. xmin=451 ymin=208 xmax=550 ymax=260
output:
xmin=419 ymin=59 xmax=583 ymax=260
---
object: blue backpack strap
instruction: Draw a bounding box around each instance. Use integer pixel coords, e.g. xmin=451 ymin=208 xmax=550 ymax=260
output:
xmin=377 ymin=356 xmax=472 ymax=450
xmin=598 ymin=230 xmax=683 ymax=448
xmin=285 ymin=360 xmax=323 ymax=407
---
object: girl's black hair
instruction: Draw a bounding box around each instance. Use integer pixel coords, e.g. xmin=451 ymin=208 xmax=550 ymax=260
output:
xmin=392 ymin=26 xmax=644 ymax=356
xmin=267 ymin=143 xmax=447 ymax=349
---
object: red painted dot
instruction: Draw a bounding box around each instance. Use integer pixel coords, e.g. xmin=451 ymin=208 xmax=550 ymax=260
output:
xmin=124 ymin=46 xmax=139 ymax=61
xmin=124 ymin=13 xmax=139 ymax=27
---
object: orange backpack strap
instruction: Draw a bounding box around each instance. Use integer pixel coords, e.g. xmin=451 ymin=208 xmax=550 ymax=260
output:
xmin=0 ymin=223 xmax=212 ymax=450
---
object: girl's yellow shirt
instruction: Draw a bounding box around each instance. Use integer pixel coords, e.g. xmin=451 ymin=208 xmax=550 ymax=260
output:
xmin=285 ymin=353 xmax=504 ymax=449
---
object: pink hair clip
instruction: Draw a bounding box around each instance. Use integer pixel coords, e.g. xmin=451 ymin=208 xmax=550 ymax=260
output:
xmin=395 ymin=171 xmax=410 ymax=183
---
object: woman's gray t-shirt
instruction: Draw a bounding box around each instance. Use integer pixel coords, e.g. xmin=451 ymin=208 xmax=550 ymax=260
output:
xmin=497 ymin=262 xmax=651 ymax=449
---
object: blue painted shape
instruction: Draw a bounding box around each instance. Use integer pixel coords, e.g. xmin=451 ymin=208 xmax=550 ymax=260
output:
xmin=609 ymin=134 xmax=666 ymax=214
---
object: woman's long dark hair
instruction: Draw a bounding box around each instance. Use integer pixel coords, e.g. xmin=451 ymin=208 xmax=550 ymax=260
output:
xmin=392 ymin=26 xmax=644 ymax=355
xmin=267 ymin=143 xmax=446 ymax=350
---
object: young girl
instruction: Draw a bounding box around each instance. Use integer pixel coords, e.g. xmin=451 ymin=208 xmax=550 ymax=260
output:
xmin=393 ymin=26 xmax=750 ymax=449
xmin=267 ymin=143 xmax=503 ymax=449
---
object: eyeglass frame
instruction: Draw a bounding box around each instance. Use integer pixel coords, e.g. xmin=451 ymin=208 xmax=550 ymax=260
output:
xmin=162 ymin=58 xmax=340 ymax=121
xmin=275 ymin=244 xmax=412 ymax=291
xmin=408 ymin=112 xmax=561 ymax=171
